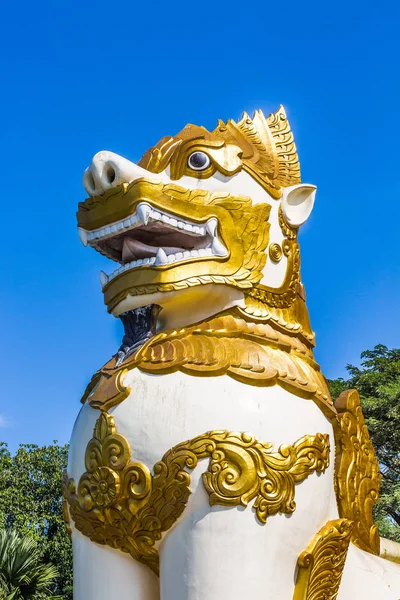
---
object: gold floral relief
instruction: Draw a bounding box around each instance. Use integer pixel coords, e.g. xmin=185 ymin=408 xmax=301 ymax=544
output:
xmin=335 ymin=389 xmax=381 ymax=555
xmin=63 ymin=412 xmax=330 ymax=575
xmin=293 ymin=518 xmax=353 ymax=600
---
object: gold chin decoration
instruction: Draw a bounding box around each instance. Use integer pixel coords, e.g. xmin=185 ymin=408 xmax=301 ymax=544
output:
xmin=81 ymin=308 xmax=334 ymax=419
xmin=293 ymin=519 xmax=353 ymax=600
xmin=63 ymin=412 xmax=330 ymax=576
xmin=334 ymin=389 xmax=381 ymax=555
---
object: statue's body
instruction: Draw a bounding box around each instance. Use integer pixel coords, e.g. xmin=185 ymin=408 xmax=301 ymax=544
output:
xmin=64 ymin=107 xmax=400 ymax=599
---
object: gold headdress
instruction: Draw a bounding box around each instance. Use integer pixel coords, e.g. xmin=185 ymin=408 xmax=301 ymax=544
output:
xmin=139 ymin=106 xmax=301 ymax=198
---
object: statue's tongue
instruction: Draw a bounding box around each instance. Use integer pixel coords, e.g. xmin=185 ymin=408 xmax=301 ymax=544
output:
xmin=122 ymin=237 xmax=184 ymax=262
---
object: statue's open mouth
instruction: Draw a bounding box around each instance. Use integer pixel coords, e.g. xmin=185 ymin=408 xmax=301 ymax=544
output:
xmin=79 ymin=202 xmax=228 ymax=288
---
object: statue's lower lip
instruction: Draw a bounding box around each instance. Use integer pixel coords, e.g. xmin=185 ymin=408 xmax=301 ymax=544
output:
xmin=79 ymin=201 xmax=227 ymax=289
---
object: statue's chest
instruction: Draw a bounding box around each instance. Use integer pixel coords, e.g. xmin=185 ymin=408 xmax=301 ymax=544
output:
xmin=69 ymin=368 xmax=334 ymax=483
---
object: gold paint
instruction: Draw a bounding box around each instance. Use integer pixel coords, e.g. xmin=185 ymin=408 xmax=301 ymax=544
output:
xmin=77 ymin=108 xmax=306 ymax=324
xmin=240 ymin=284 xmax=315 ymax=344
xmin=279 ymin=205 xmax=298 ymax=240
xmin=63 ymin=412 xmax=330 ymax=575
xmin=83 ymin=309 xmax=334 ymax=418
xmin=242 ymin=207 xmax=301 ymax=312
xmin=139 ymin=106 xmax=300 ymax=199
xmin=245 ymin=240 xmax=300 ymax=310
xmin=293 ymin=519 xmax=353 ymax=600
xmin=62 ymin=497 xmax=72 ymax=540
xmin=77 ymin=178 xmax=271 ymax=313
xmin=282 ymin=238 xmax=291 ymax=256
xmin=335 ymin=389 xmax=381 ymax=555
xmin=269 ymin=242 xmax=283 ymax=263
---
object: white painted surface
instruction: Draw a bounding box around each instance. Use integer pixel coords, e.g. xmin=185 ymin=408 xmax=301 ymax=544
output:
xmin=72 ymin=527 xmax=159 ymax=600
xmin=83 ymin=150 xmax=161 ymax=197
xmin=339 ymin=543 xmax=400 ymax=599
xmin=69 ymin=371 xmax=338 ymax=600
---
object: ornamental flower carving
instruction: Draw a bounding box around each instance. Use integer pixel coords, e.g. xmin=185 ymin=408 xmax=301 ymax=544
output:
xmin=89 ymin=466 xmax=119 ymax=507
xmin=63 ymin=412 xmax=330 ymax=576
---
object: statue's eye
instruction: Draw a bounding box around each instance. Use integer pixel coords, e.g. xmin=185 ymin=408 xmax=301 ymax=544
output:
xmin=187 ymin=151 xmax=211 ymax=171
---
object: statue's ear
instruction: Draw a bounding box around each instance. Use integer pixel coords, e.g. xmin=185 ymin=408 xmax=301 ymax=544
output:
xmin=280 ymin=184 xmax=316 ymax=227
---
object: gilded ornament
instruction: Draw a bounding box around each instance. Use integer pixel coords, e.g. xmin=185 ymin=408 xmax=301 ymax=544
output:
xmin=335 ymin=389 xmax=381 ymax=555
xmin=245 ymin=239 xmax=300 ymax=309
xmin=77 ymin=178 xmax=272 ymax=313
xmin=62 ymin=497 xmax=72 ymax=540
xmin=269 ymin=242 xmax=283 ymax=262
xmin=82 ymin=310 xmax=334 ymax=418
xmin=63 ymin=412 xmax=330 ymax=575
xmin=77 ymin=107 xmax=306 ymax=322
xmin=279 ymin=205 xmax=298 ymax=240
xmin=139 ymin=106 xmax=301 ymax=198
xmin=293 ymin=519 xmax=353 ymax=600
xmin=282 ymin=238 xmax=291 ymax=256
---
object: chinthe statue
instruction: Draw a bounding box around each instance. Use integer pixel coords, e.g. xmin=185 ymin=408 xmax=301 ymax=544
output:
xmin=64 ymin=107 xmax=400 ymax=599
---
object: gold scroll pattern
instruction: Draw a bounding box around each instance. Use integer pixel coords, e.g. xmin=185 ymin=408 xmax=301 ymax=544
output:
xmin=63 ymin=412 xmax=330 ymax=576
xmin=83 ymin=311 xmax=333 ymax=418
xmin=293 ymin=518 xmax=353 ymax=600
xmin=335 ymin=389 xmax=381 ymax=555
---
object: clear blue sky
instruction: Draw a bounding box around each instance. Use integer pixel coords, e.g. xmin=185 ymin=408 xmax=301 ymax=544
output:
xmin=1 ymin=0 xmax=399 ymax=451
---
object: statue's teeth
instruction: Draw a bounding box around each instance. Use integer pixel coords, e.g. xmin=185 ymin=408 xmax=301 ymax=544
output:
xmin=206 ymin=218 xmax=218 ymax=237
xmin=136 ymin=203 xmax=151 ymax=226
xmin=100 ymin=270 xmax=109 ymax=287
xmin=78 ymin=228 xmax=88 ymax=247
xmin=212 ymin=237 xmax=227 ymax=257
xmin=155 ymin=248 xmax=168 ymax=266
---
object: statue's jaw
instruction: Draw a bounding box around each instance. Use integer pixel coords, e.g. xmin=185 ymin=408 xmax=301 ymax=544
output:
xmin=81 ymin=201 xmax=227 ymax=287
xmin=77 ymin=178 xmax=269 ymax=313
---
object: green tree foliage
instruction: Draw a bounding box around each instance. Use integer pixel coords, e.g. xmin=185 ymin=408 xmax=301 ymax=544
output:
xmin=328 ymin=344 xmax=400 ymax=542
xmin=0 ymin=529 xmax=59 ymax=599
xmin=0 ymin=443 xmax=72 ymax=598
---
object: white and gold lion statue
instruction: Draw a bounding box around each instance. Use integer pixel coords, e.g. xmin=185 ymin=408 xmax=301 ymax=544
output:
xmin=63 ymin=107 xmax=400 ymax=599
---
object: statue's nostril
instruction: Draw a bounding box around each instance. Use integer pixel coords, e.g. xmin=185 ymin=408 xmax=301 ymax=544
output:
xmin=104 ymin=164 xmax=116 ymax=184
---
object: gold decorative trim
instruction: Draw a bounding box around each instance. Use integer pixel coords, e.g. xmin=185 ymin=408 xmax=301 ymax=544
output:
xmin=335 ymin=389 xmax=381 ymax=555
xmin=293 ymin=519 xmax=353 ymax=600
xmin=139 ymin=106 xmax=300 ymax=198
xmin=245 ymin=240 xmax=300 ymax=309
xmin=62 ymin=497 xmax=72 ymax=540
xmin=279 ymin=205 xmax=298 ymax=240
xmin=243 ymin=207 xmax=301 ymax=313
xmin=269 ymin=242 xmax=283 ymax=263
xmin=63 ymin=412 xmax=330 ymax=575
xmin=82 ymin=310 xmax=333 ymax=418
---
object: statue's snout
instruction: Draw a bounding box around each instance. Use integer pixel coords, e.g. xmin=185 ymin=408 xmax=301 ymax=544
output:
xmin=82 ymin=151 xmax=153 ymax=197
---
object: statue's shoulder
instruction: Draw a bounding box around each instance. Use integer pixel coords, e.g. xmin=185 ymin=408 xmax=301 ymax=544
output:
xmin=80 ymin=355 xmax=130 ymax=411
